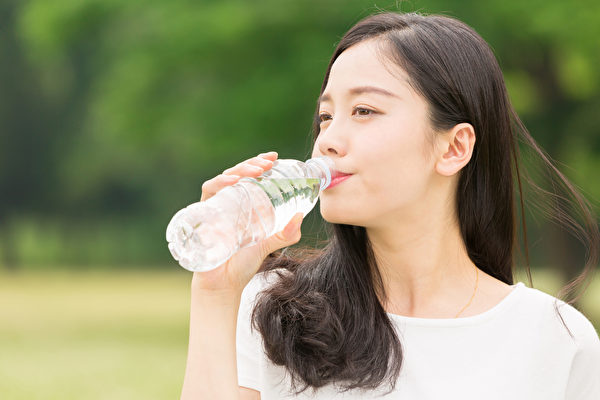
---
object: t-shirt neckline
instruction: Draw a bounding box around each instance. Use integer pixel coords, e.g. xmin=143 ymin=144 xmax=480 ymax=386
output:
xmin=385 ymin=281 xmax=526 ymax=327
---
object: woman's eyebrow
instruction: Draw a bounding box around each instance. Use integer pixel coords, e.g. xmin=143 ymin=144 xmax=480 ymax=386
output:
xmin=319 ymin=86 xmax=400 ymax=103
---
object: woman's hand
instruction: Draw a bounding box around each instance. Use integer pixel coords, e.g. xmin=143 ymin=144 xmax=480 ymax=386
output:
xmin=192 ymin=151 xmax=303 ymax=294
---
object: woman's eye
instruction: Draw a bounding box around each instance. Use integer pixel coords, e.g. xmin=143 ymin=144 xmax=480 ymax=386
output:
xmin=318 ymin=108 xmax=375 ymax=124
xmin=318 ymin=113 xmax=332 ymax=123
xmin=353 ymin=107 xmax=375 ymax=116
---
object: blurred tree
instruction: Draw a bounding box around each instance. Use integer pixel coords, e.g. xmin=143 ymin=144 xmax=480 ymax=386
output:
xmin=0 ymin=0 xmax=59 ymax=269
xmin=0 ymin=0 xmax=597 ymax=272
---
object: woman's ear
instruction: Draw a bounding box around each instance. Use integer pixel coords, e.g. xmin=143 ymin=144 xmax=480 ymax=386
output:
xmin=435 ymin=123 xmax=476 ymax=177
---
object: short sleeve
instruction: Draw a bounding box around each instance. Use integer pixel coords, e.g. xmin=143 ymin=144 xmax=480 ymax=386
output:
xmin=236 ymin=273 xmax=268 ymax=391
xmin=563 ymin=307 xmax=600 ymax=399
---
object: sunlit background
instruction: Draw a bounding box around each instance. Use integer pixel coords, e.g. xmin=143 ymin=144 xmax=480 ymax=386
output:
xmin=1 ymin=0 xmax=599 ymax=398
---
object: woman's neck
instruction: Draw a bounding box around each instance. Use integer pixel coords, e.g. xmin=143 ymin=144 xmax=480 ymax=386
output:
xmin=367 ymin=215 xmax=479 ymax=318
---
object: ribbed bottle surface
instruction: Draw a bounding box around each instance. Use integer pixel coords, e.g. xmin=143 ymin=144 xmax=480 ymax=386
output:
xmin=165 ymin=157 xmax=332 ymax=272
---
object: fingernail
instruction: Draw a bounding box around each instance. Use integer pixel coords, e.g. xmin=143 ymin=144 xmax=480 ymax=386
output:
xmin=224 ymin=174 xmax=240 ymax=180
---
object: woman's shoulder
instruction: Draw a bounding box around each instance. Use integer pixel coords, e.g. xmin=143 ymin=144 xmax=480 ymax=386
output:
xmin=522 ymin=286 xmax=600 ymax=397
xmin=516 ymin=283 xmax=599 ymax=347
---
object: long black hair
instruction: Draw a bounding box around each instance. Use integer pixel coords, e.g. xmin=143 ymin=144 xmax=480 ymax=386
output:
xmin=251 ymin=11 xmax=599 ymax=396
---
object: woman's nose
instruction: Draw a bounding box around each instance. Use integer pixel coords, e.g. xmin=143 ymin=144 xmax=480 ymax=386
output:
xmin=316 ymin=124 xmax=347 ymax=157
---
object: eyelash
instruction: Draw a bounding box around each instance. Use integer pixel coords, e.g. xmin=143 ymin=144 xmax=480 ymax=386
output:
xmin=318 ymin=107 xmax=376 ymax=123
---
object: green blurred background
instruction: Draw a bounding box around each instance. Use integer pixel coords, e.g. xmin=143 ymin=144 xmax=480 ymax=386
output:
xmin=1 ymin=0 xmax=599 ymax=398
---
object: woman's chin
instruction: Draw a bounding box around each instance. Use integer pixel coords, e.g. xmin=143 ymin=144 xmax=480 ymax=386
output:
xmin=319 ymin=207 xmax=358 ymax=226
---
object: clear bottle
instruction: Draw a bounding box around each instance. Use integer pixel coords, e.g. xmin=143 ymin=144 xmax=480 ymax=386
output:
xmin=166 ymin=156 xmax=334 ymax=272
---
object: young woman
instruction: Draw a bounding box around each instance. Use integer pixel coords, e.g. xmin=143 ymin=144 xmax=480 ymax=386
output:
xmin=181 ymin=12 xmax=600 ymax=400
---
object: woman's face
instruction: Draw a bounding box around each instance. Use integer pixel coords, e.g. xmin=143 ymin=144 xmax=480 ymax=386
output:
xmin=311 ymin=39 xmax=441 ymax=228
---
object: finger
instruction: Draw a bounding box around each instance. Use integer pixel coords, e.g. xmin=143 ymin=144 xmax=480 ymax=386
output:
xmin=200 ymin=174 xmax=240 ymax=201
xmin=258 ymin=213 xmax=303 ymax=259
xmin=222 ymin=164 xmax=264 ymax=176
xmin=248 ymin=156 xmax=274 ymax=169
xmin=203 ymin=152 xmax=278 ymax=200
xmin=222 ymin=152 xmax=277 ymax=175
xmin=283 ymin=212 xmax=304 ymax=240
xmin=257 ymin=151 xmax=278 ymax=161
xmin=245 ymin=156 xmax=274 ymax=170
xmin=223 ymin=162 xmax=267 ymax=176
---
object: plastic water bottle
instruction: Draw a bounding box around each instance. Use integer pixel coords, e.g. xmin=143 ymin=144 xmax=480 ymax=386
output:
xmin=165 ymin=156 xmax=334 ymax=272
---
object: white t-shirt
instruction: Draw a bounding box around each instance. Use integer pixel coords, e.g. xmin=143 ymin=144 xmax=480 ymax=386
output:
xmin=236 ymin=270 xmax=600 ymax=399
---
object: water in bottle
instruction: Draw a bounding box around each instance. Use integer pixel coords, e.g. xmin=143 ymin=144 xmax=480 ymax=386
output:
xmin=165 ymin=156 xmax=334 ymax=272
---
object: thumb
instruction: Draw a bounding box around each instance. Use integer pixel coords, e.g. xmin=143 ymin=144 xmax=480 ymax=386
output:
xmin=260 ymin=212 xmax=303 ymax=257
xmin=282 ymin=212 xmax=304 ymax=241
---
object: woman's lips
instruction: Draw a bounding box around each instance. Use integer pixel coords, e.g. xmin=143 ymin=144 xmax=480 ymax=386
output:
xmin=327 ymin=174 xmax=352 ymax=189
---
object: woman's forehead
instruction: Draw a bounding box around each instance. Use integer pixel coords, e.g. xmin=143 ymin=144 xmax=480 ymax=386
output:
xmin=325 ymin=40 xmax=412 ymax=99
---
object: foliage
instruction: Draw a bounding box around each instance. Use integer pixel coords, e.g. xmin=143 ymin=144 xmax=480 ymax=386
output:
xmin=0 ymin=0 xmax=598 ymax=267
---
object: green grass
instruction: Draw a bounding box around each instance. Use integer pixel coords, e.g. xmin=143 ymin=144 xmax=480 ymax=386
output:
xmin=0 ymin=267 xmax=598 ymax=399
xmin=0 ymin=269 xmax=191 ymax=400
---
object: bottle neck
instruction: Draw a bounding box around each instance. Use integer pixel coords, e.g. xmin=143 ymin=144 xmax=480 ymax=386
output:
xmin=306 ymin=156 xmax=334 ymax=191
